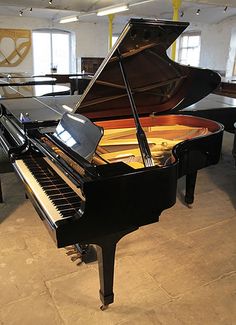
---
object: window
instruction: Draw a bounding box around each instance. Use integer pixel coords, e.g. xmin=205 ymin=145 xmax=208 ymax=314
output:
xmin=112 ymin=35 xmax=119 ymax=47
xmin=178 ymin=32 xmax=201 ymax=67
xmin=233 ymin=55 xmax=236 ymax=76
xmin=32 ymin=29 xmax=73 ymax=75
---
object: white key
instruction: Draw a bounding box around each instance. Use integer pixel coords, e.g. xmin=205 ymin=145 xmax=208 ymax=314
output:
xmin=14 ymin=159 xmax=71 ymax=223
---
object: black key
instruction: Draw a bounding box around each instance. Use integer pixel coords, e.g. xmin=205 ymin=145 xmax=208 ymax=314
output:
xmin=23 ymin=156 xmax=82 ymax=218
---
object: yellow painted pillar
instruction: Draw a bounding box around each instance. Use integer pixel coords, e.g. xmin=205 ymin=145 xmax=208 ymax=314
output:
xmin=171 ymin=0 xmax=182 ymax=61
xmin=108 ymin=14 xmax=114 ymax=50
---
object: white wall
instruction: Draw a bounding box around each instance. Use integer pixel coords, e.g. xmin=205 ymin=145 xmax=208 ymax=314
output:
xmin=199 ymin=23 xmax=231 ymax=72
xmin=74 ymin=22 xmax=108 ymax=58
xmin=186 ymin=16 xmax=236 ymax=76
xmin=226 ymin=26 xmax=236 ymax=77
xmin=1 ymin=14 xmax=236 ymax=77
xmin=0 ymin=16 xmax=110 ymax=74
xmin=0 ymin=16 xmax=52 ymax=74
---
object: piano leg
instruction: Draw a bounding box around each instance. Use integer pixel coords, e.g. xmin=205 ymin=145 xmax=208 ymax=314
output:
xmin=185 ymin=171 xmax=197 ymax=207
xmin=95 ymin=227 xmax=138 ymax=310
xmin=0 ymin=177 xmax=3 ymax=203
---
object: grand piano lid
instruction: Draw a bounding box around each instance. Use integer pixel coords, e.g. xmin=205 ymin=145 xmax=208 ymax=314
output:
xmin=73 ymin=18 xmax=221 ymax=120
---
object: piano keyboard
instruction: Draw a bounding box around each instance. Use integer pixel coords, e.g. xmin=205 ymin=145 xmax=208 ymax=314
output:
xmin=14 ymin=156 xmax=82 ymax=223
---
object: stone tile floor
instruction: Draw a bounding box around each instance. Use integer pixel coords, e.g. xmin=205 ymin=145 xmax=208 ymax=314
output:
xmin=0 ymin=132 xmax=235 ymax=325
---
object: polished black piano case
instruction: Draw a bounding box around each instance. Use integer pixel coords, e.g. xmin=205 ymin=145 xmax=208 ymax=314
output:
xmin=0 ymin=18 xmax=223 ymax=309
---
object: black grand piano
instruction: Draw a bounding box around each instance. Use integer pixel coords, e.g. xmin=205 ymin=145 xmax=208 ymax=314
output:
xmin=0 ymin=19 xmax=223 ymax=309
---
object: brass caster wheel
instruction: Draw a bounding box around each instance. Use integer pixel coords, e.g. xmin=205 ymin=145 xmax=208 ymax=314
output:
xmin=100 ymin=304 xmax=109 ymax=311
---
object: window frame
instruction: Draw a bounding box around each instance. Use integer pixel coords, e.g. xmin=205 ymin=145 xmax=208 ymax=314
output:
xmin=112 ymin=34 xmax=119 ymax=47
xmin=178 ymin=31 xmax=201 ymax=67
xmin=32 ymin=28 xmax=73 ymax=74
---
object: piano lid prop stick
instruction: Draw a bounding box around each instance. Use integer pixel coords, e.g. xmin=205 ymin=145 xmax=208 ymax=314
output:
xmin=117 ymin=50 xmax=154 ymax=167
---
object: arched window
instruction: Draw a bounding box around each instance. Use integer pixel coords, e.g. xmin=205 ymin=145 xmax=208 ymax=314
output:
xmin=32 ymin=29 xmax=75 ymax=75
xmin=178 ymin=32 xmax=201 ymax=67
xmin=112 ymin=34 xmax=119 ymax=47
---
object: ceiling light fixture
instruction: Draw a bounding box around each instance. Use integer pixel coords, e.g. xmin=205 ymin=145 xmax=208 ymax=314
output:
xmin=130 ymin=0 xmax=155 ymax=6
xmin=97 ymin=4 xmax=129 ymax=16
xmin=196 ymin=9 xmax=200 ymax=15
xmin=49 ymin=0 xmax=52 ymax=4
xmin=19 ymin=7 xmax=33 ymax=16
xmin=59 ymin=16 xmax=79 ymax=23
xmin=224 ymin=5 xmax=228 ymax=12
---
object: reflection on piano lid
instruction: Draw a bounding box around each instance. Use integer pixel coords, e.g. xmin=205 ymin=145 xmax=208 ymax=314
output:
xmin=0 ymin=72 xmax=32 ymax=78
xmin=0 ymin=84 xmax=70 ymax=99
xmin=0 ymin=76 xmax=56 ymax=86
xmin=0 ymin=18 xmax=224 ymax=309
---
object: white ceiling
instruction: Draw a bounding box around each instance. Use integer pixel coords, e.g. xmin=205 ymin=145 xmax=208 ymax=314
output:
xmin=0 ymin=0 xmax=235 ymax=24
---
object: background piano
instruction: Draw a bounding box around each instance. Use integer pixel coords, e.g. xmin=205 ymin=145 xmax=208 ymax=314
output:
xmin=214 ymin=78 xmax=236 ymax=98
xmin=0 ymin=76 xmax=71 ymax=99
xmin=34 ymin=73 xmax=94 ymax=95
xmin=175 ymin=93 xmax=236 ymax=133
xmin=174 ymin=78 xmax=236 ymax=164
xmin=0 ymin=18 xmax=223 ymax=309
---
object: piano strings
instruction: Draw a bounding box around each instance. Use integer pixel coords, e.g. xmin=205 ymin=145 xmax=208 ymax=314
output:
xmin=96 ymin=123 xmax=211 ymax=168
